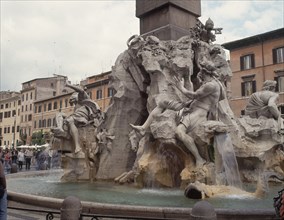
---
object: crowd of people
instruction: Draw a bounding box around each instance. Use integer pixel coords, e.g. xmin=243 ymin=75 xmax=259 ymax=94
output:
xmin=0 ymin=147 xmax=60 ymax=174
xmin=0 ymin=146 xmax=61 ymax=219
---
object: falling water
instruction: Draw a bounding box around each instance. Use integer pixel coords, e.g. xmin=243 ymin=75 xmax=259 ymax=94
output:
xmin=214 ymin=133 xmax=242 ymax=189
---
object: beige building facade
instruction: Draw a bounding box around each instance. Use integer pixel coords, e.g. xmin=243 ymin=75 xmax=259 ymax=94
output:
xmin=85 ymin=71 xmax=114 ymax=112
xmin=223 ymin=28 xmax=284 ymax=117
xmin=20 ymin=74 xmax=69 ymax=144
xmin=33 ymin=92 xmax=74 ymax=134
xmin=0 ymin=91 xmax=21 ymax=147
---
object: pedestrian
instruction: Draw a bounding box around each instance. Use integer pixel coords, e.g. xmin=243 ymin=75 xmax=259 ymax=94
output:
xmin=4 ymin=150 xmax=11 ymax=174
xmin=18 ymin=149 xmax=25 ymax=171
xmin=25 ymin=148 xmax=33 ymax=170
xmin=11 ymin=149 xmax=18 ymax=164
xmin=0 ymin=161 xmax=7 ymax=219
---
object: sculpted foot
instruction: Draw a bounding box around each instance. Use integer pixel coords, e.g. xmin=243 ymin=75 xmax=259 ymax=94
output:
xmin=130 ymin=123 xmax=146 ymax=136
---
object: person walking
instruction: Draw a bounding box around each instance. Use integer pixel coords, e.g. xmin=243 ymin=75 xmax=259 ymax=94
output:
xmin=0 ymin=161 xmax=7 ymax=219
xmin=18 ymin=149 xmax=25 ymax=171
xmin=25 ymin=148 xmax=33 ymax=170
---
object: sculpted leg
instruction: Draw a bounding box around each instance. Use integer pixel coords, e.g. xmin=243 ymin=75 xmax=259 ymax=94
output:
xmin=56 ymin=113 xmax=65 ymax=132
xmin=67 ymin=118 xmax=81 ymax=154
xmin=175 ymin=124 xmax=206 ymax=168
xmin=130 ymin=104 xmax=165 ymax=136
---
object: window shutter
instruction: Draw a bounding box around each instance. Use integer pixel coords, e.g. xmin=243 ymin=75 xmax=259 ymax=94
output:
xmin=241 ymin=82 xmax=245 ymax=96
xmin=272 ymin=48 xmax=277 ymax=64
xmin=240 ymin=57 xmax=244 ymax=71
xmin=251 ymin=54 xmax=255 ymax=68
xmin=252 ymin=80 xmax=256 ymax=93
xmin=274 ymin=77 xmax=279 ymax=92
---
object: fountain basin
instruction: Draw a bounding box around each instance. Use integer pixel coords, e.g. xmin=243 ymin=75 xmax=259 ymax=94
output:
xmin=7 ymin=170 xmax=280 ymax=219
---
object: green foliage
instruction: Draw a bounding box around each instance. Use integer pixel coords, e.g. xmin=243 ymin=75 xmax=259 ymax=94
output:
xmin=31 ymin=130 xmax=46 ymax=145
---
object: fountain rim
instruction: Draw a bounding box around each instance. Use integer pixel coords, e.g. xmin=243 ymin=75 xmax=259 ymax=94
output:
xmin=6 ymin=170 xmax=276 ymax=219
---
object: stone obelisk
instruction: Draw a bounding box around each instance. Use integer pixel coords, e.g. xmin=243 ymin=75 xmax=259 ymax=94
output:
xmin=136 ymin=0 xmax=201 ymax=40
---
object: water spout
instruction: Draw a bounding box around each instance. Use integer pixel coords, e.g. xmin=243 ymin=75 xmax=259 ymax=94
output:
xmin=214 ymin=133 xmax=242 ymax=189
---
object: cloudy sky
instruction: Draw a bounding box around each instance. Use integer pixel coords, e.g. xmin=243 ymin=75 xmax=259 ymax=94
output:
xmin=1 ymin=0 xmax=283 ymax=91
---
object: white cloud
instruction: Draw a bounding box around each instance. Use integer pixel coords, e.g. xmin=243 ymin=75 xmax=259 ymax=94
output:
xmin=1 ymin=0 xmax=283 ymax=91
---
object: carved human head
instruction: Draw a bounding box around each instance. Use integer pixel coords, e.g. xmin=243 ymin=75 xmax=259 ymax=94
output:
xmin=69 ymin=92 xmax=78 ymax=105
xmin=199 ymin=60 xmax=218 ymax=78
xmin=262 ymin=80 xmax=277 ymax=91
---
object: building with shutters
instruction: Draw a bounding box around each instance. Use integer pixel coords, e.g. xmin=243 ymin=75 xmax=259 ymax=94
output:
xmin=222 ymin=28 xmax=284 ymax=117
xmin=84 ymin=71 xmax=115 ymax=112
xmin=0 ymin=91 xmax=21 ymax=147
xmin=20 ymin=74 xmax=70 ymax=144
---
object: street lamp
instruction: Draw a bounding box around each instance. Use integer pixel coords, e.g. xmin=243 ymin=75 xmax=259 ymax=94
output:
xmin=13 ymin=114 xmax=16 ymax=148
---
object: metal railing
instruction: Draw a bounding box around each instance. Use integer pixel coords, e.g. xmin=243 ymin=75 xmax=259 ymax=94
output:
xmin=8 ymin=206 xmax=176 ymax=220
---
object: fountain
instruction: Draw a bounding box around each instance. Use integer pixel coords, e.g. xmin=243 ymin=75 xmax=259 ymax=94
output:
xmin=7 ymin=16 xmax=284 ymax=219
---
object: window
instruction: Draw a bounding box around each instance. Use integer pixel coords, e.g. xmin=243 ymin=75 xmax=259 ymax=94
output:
xmin=108 ymin=88 xmax=115 ymax=97
xmin=240 ymin=54 xmax=255 ymax=70
xmin=48 ymin=103 xmax=52 ymax=111
xmin=88 ymin=92 xmax=92 ymax=99
xmin=17 ymin=126 xmax=20 ymax=132
xmin=47 ymin=119 xmax=52 ymax=127
xmin=26 ymin=93 xmax=28 ymax=101
xmin=42 ymin=119 xmax=46 ymax=128
xmin=34 ymin=106 xmax=37 ymax=113
xmin=5 ymin=103 xmax=8 ymax=108
xmin=0 ymin=104 xmax=3 ymax=109
xmin=30 ymin=92 xmax=33 ymax=99
xmin=28 ymin=114 xmax=32 ymax=121
xmin=275 ymin=76 xmax=284 ymax=92
xmin=38 ymin=105 xmax=42 ymax=113
xmin=65 ymin=99 xmax=68 ymax=108
xmin=25 ymin=105 xmax=27 ymax=111
xmin=30 ymin=104 xmax=32 ymax=111
xmin=241 ymin=80 xmax=256 ymax=96
xmin=60 ymin=100 xmax=62 ymax=109
xmin=44 ymin=104 xmax=47 ymax=112
xmin=96 ymin=89 xmax=102 ymax=99
xmin=18 ymin=100 xmax=21 ymax=105
xmin=22 ymin=95 xmax=24 ymax=102
xmin=39 ymin=120 xmax=42 ymax=128
xmin=12 ymin=110 xmax=16 ymax=116
xmin=273 ymin=47 xmax=284 ymax=64
xmin=279 ymin=105 xmax=284 ymax=118
xmin=22 ymin=106 xmax=24 ymax=112
xmin=54 ymin=101 xmax=58 ymax=109
xmin=34 ymin=121 xmax=37 ymax=129
xmin=7 ymin=127 xmax=10 ymax=133
xmin=12 ymin=126 xmax=15 ymax=133
xmin=53 ymin=91 xmax=56 ymax=96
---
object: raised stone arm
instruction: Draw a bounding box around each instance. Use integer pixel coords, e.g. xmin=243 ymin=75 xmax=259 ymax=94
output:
xmin=172 ymin=76 xmax=195 ymax=99
xmin=66 ymin=83 xmax=89 ymax=101
xmin=66 ymin=83 xmax=84 ymax=93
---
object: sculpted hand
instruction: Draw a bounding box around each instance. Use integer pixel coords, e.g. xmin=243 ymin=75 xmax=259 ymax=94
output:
xmin=172 ymin=76 xmax=184 ymax=91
